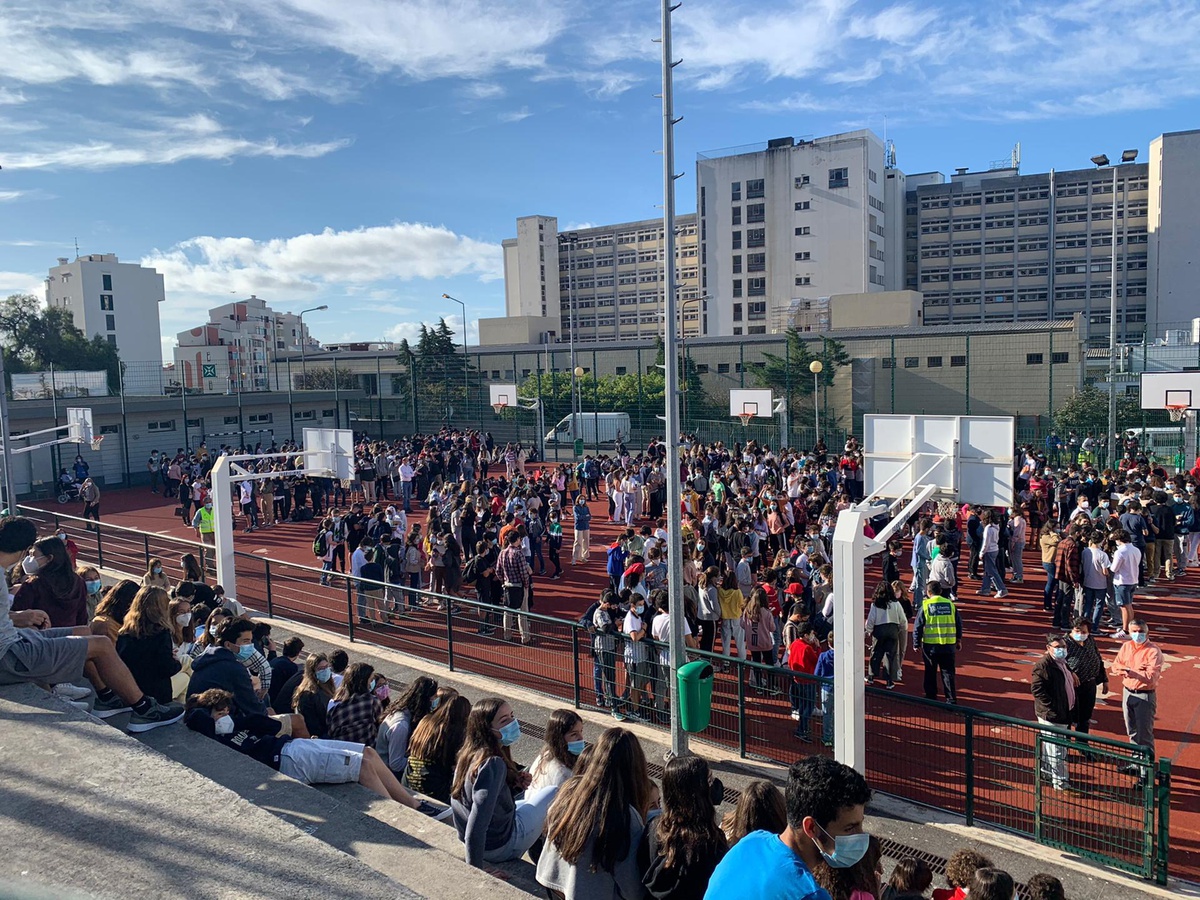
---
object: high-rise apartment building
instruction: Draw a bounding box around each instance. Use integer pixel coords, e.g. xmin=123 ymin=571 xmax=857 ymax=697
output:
xmin=498 ymin=214 xmax=700 ymax=344
xmin=45 ymin=254 xmax=166 ymax=365
xmin=696 ymin=130 xmax=904 ymax=336
xmin=173 ymin=296 xmax=319 ymax=392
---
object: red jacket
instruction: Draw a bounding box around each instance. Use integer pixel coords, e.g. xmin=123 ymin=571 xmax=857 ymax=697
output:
xmin=12 ymin=572 xmax=89 ymax=628
xmin=787 ymin=639 xmax=819 ymax=681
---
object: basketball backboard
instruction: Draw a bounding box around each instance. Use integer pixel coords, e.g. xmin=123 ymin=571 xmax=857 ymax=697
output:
xmin=303 ymin=427 xmax=356 ymax=481
xmin=729 ymin=388 xmax=774 ymax=418
xmin=1139 ymin=372 xmax=1200 ymax=410
xmin=66 ymin=407 xmax=94 ymax=444
xmin=863 ymin=414 xmax=1014 ymax=508
xmin=489 ymin=383 xmax=519 ymax=409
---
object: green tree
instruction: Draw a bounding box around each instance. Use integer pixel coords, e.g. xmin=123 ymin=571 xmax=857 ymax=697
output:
xmin=392 ymin=338 xmax=418 ymax=423
xmin=294 ymin=366 xmax=358 ymax=390
xmin=0 ymin=294 xmax=122 ymax=393
xmin=755 ymin=330 xmax=850 ymax=426
xmin=1054 ymin=384 xmax=1148 ymax=439
xmin=413 ymin=319 xmax=472 ymax=422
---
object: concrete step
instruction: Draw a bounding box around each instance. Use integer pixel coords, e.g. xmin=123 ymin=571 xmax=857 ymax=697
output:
xmin=0 ymin=682 xmax=535 ymax=900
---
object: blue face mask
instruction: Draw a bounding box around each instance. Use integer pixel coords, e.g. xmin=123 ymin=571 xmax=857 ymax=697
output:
xmin=1052 ymin=647 xmax=1067 ymax=660
xmin=235 ymin=644 xmax=256 ymax=661
xmin=1131 ymin=632 xmax=1148 ymax=645
xmin=315 ymin=668 xmax=332 ymax=683
xmin=498 ymin=719 xmax=521 ymax=746
xmin=814 ymin=826 xmax=870 ymax=869
xmin=567 ymin=739 xmax=587 ymax=756
xmin=86 ymin=580 xmax=103 ymax=594
xmin=430 ymin=696 xmax=441 ymax=711
xmin=368 ymin=678 xmax=377 ymax=692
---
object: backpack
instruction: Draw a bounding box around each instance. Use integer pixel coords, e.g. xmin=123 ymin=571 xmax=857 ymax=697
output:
xmin=526 ymin=516 xmax=544 ymax=540
xmin=462 ymin=554 xmax=480 ymax=584
xmin=313 ymin=530 xmax=328 ymax=557
xmin=579 ymin=599 xmax=600 ymax=635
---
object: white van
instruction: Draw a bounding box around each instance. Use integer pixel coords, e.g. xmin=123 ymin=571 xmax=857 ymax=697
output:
xmin=545 ymin=412 xmax=631 ymax=446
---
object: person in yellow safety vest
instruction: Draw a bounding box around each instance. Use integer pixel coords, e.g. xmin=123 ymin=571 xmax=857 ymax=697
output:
xmin=192 ymin=500 xmax=216 ymax=545
xmin=913 ymin=579 xmax=962 ymax=705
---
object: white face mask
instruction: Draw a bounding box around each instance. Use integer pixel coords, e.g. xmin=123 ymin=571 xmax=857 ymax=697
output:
xmin=214 ymin=715 xmax=235 ymax=735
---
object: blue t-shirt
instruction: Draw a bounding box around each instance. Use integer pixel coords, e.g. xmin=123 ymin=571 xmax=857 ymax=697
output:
xmin=704 ymin=831 xmax=830 ymax=900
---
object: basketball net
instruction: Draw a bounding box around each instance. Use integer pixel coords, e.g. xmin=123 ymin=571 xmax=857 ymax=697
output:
xmin=492 ymin=403 xmax=507 ymax=416
xmin=738 ymin=413 xmax=753 ymax=428
xmin=90 ymin=435 xmax=105 ymax=451
xmin=1167 ymin=404 xmax=1187 ymax=423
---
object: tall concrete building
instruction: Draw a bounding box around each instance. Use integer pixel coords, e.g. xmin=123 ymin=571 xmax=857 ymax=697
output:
xmin=696 ymin=130 xmax=903 ymax=336
xmin=45 ymin=254 xmax=166 ymax=365
xmin=492 ymin=214 xmax=700 ymax=345
xmin=173 ymin=296 xmax=319 ymax=392
xmin=1147 ymin=129 xmax=1200 ymax=335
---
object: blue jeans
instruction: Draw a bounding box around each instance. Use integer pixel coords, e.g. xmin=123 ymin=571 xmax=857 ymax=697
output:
xmin=794 ymin=682 xmax=816 ymax=738
xmin=821 ymin=686 xmax=834 ymax=744
xmin=405 ymin=572 xmax=421 ymax=610
xmin=1082 ymin=586 xmax=1107 ymax=628
xmin=1042 ymin=562 xmax=1056 ymax=608
xmin=479 ymin=784 xmax=559 ymax=864
xmin=401 ymin=481 xmax=413 ymax=512
xmin=595 ymin=648 xmax=618 ymax=704
xmin=321 ymin=559 xmax=334 ymax=585
xmin=981 ymin=551 xmax=1004 ymax=594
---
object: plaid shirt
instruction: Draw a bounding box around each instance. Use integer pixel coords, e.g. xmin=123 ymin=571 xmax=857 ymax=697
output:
xmin=496 ymin=545 xmax=531 ymax=587
xmin=326 ymin=692 xmax=382 ymax=746
xmin=1054 ymin=535 xmax=1082 ymax=586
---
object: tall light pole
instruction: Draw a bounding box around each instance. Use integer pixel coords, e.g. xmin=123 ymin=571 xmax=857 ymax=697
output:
xmin=1091 ymin=149 xmax=1138 ymax=467
xmin=809 ymin=359 xmax=824 ymax=444
xmin=441 ymin=293 xmax=470 ymax=422
xmin=659 ymin=0 xmax=688 ymax=760
xmin=297 ymin=305 xmax=328 ymax=386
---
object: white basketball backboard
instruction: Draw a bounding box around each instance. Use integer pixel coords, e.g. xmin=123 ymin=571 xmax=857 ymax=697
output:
xmin=729 ymin=388 xmax=774 ymax=418
xmin=303 ymin=427 xmax=356 ymax=481
xmin=489 ymin=383 xmax=519 ymax=409
xmin=66 ymin=407 xmax=93 ymax=443
xmin=863 ymin=414 xmax=1014 ymax=508
xmin=1140 ymin=372 xmax=1200 ymax=410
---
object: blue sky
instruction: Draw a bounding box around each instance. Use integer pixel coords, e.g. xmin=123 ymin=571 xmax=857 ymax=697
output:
xmin=1 ymin=0 xmax=1199 ymax=363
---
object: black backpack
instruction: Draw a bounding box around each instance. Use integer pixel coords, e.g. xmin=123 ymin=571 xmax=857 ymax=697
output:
xmin=312 ymin=530 xmax=328 ymax=557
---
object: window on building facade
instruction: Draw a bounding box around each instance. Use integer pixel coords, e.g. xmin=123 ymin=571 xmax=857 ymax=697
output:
xmin=732 ymin=206 xmax=742 ymax=225
xmin=747 ymin=301 xmax=766 ymax=320
xmin=100 ymin=295 xmax=114 ymax=311
xmin=795 ymin=175 xmax=810 ymax=188
xmin=747 ymin=253 xmax=766 ymax=272
xmin=746 ymin=179 xmax=765 ymax=199
xmin=732 ymin=231 xmax=742 ymax=249
xmin=795 ymin=201 xmax=810 ymax=211
xmin=747 ymin=277 xmax=766 ymax=296
xmin=904 ymin=357 xmax=919 ymax=368
xmin=732 ymin=255 xmax=742 ymax=273
xmin=732 ymin=279 xmax=743 ymax=297
xmin=795 ymin=251 xmax=810 ymax=261
xmin=733 ymin=303 xmax=742 ymax=321
xmin=731 ymin=181 xmax=741 ymax=201
xmin=950 ymin=355 xmax=967 ymax=367
xmin=105 ymin=314 xmax=115 ymax=331
xmin=795 ymin=276 xmax=811 ymax=286
xmin=746 ymin=203 xmax=765 ymax=223
xmin=795 ymin=226 xmax=810 ymax=236
xmin=1026 ymin=353 xmax=1044 ymax=365
xmin=747 ymin=229 xmax=765 ymax=247
xmin=1051 ymin=352 xmax=1069 ymax=365
xmin=717 ymin=363 xmax=730 ymax=374
xmin=102 ymin=274 xmax=113 ymax=291
xmin=829 ymin=167 xmax=849 ymax=188
xmin=927 ymin=356 xmax=943 ymax=368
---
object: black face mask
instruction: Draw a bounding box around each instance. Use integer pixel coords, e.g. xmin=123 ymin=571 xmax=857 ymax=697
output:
xmin=709 ymin=777 xmax=724 ymax=806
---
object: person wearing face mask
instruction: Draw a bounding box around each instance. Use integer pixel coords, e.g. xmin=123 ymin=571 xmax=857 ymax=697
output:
xmin=186 ymin=617 xmax=273 ymax=721
xmin=266 ymin=636 xmax=304 ymax=708
xmin=141 ymin=557 xmax=171 ymax=592
xmin=705 ymin=755 xmax=872 ymax=900
xmin=1112 ymin=619 xmax=1163 ymax=786
xmin=528 ymin=708 xmax=585 ymax=790
xmin=622 ymin=588 xmax=654 ymax=722
xmin=190 ymin=498 xmax=217 ymax=547
xmin=115 ymin=586 xmax=181 ymax=705
xmin=326 ymin=662 xmax=384 ymax=746
xmin=78 ymin=566 xmax=105 ymax=619
xmin=286 ymin=652 xmax=336 ymax=737
xmin=54 ymin=529 xmax=80 ymax=568
xmin=1030 ymin=634 xmax=1078 ymax=791
xmin=184 ymin=687 xmax=437 ymax=814
xmin=12 ymin=537 xmax=88 ymax=628
xmin=452 ymin=697 xmax=559 ymax=868
xmin=376 ymin=675 xmax=438 ymax=778
xmin=1063 ymin=618 xmax=1107 ymax=740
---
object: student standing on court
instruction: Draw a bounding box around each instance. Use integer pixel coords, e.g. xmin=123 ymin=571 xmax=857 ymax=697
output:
xmin=1112 ymin=618 xmax=1162 ymax=787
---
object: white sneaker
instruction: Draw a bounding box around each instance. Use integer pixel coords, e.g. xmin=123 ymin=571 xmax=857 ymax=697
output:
xmin=53 ymin=683 xmax=93 ymax=701
xmin=994 ymin=591 xmax=1009 ymax=598
xmin=790 ymin=711 xmax=800 ymax=720
xmin=1112 ymin=629 xmax=1129 ymax=640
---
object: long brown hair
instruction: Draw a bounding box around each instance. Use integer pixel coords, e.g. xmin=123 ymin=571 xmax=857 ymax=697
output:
xmin=452 ymin=697 xmax=523 ymax=799
xmin=333 ymin=662 xmax=375 ymax=701
xmin=292 ymin=652 xmax=335 ymax=709
xmin=721 ymin=779 xmax=786 ymax=846
xmin=654 ymin=755 xmax=726 ymax=870
xmin=93 ymin=579 xmax=140 ymax=625
xmin=408 ymin=691 xmax=469 ymax=770
xmin=534 ymin=708 xmax=583 ymax=775
xmin=167 ymin=598 xmax=190 ymax=645
xmin=119 ymin=586 xmax=173 ymax=639
xmin=544 ymin=727 xmax=653 ymax=874
xmin=30 ymin=536 xmax=78 ymax=598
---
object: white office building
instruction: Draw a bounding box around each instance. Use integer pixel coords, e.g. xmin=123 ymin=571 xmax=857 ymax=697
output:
xmin=696 ymin=130 xmax=903 ymax=336
xmin=45 ymin=254 xmax=166 ymax=365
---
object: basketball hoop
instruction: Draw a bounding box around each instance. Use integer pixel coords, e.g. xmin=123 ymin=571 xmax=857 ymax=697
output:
xmin=1167 ymin=403 xmax=1187 ymax=422
xmin=492 ymin=403 xmax=507 ymax=416
xmin=90 ymin=435 xmax=104 ymax=451
xmin=738 ymin=413 xmax=754 ymax=428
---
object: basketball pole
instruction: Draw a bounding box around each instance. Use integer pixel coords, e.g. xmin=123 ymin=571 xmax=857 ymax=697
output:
xmin=659 ymin=0 xmax=688 ymax=760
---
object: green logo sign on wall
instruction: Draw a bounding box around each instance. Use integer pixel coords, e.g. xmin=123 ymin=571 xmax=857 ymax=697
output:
xmin=201 ymin=365 xmax=217 ymax=378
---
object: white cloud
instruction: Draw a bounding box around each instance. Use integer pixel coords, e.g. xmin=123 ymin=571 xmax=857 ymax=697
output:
xmin=461 ymin=82 xmax=506 ymax=100
xmin=0 ymin=271 xmax=45 ymax=298
xmin=4 ymin=113 xmax=348 ymax=171
xmin=498 ymin=107 xmax=532 ymax=123
xmin=0 ymin=191 xmax=25 ymax=202
xmin=233 ymin=62 xmax=352 ymax=102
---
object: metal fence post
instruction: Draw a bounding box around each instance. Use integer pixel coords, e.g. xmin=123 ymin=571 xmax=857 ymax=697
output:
xmin=264 ymin=559 xmax=274 ymax=619
xmin=964 ymin=711 xmax=975 ymax=826
xmin=571 ymin=626 xmax=582 ymax=709
xmin=446 ymin=601 xmax=455 ymax=672
xmin=143 ymin=534 xmax=151 ymax=569
xmin=95 ymin=526 xmax=104 ymax=569
xmin=346 ymin=577 xmax=356 ymax=642
xmin=1156 ymin=758 xmax=1172 ymax=885
xmin=736 ymin=659 xmax=747 ymax=758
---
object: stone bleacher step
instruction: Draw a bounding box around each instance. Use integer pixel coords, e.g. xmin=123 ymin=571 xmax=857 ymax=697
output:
xmin=133 ymin=714 xmax=541 ymax=899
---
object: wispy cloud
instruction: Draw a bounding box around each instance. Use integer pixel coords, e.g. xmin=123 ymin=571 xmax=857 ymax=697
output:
xmin=499 ymin=107 xmax=532 ymax=123
xmin=4 ymin=113 xmax=348 ymax=171
xmin=0 ymin=191 xmax=25 ymax=202
xmin=461 ymin=82 xmax=506 ymax=101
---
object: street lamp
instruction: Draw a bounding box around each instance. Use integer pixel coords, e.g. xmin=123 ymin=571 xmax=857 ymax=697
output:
xmin=297 ymin=305 xmax=328 ymax=385
xmin=1091 ymin=149 xmax=1138 ymax=467
xmin=809 ymin=359 xmax=824 ymax=444
xmin=441 ymin=293 xmax=470 ymax=421
xmin=559 ymin=233 xmax=580 ymax=441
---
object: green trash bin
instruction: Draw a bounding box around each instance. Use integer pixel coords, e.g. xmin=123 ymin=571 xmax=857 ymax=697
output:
xmin=573 ymin=437 xmax=585 ymax=458
xmin=677 ymin=660 xmax=714 ymax=733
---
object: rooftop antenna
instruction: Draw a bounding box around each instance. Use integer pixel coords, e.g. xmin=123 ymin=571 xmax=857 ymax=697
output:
xmin=74 ymin=237 xmax=79 ymax=258
xmin=883 ymin=115 xmax=896 ymax=169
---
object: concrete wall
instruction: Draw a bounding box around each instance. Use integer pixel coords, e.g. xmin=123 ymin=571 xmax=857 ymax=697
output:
xmin=830 ymin=290 xmax=923 ymax=329
xmin=478 ymin=315 xmax=558 ymax=347
xmin=1148 ymin=130 xmax=1200 ymax=335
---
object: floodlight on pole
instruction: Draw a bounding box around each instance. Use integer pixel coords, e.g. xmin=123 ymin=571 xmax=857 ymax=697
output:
xmin=297 ymin=305 xmax=328 ymax=382
xmin=441 ymin=293 xmax=470 ymax=420
xmin=809 ymin=359 xmax=824 ymax=441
